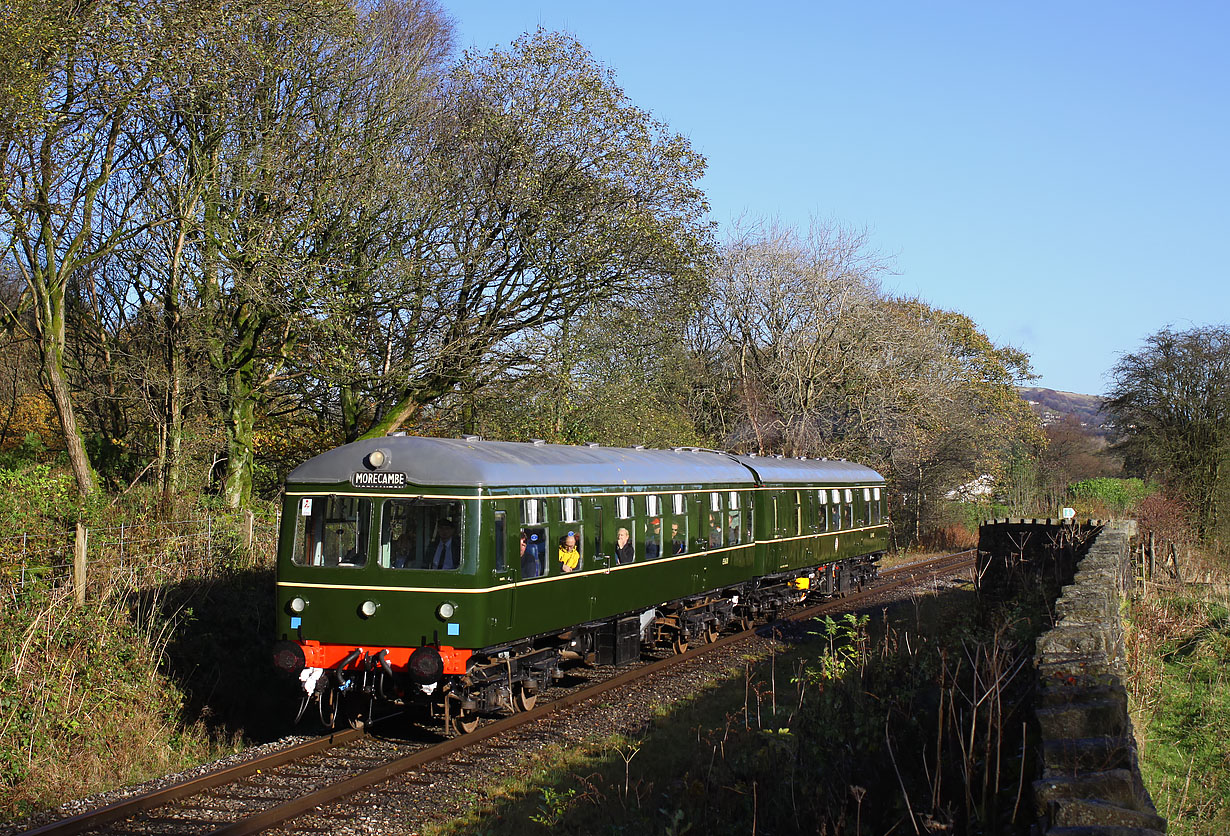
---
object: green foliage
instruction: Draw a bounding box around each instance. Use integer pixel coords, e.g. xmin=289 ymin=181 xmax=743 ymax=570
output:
xmin=0 ymin=463 xmax=77 ymax=536
xmin=1131 ymin=594 xmax=1230 ymax=834
xmin=0 ymin=588 xmax=217 ymax=819
xmin=1067 ymin=477 xmax=1153 ymax=516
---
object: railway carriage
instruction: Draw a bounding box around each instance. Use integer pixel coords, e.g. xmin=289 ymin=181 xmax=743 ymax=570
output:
xmin=272 ymin=435 xmax=888 ymax=732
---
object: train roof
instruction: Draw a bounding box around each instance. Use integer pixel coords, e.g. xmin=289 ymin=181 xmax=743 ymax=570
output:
xmin=286 ymin=436 xmax=884 ymax=490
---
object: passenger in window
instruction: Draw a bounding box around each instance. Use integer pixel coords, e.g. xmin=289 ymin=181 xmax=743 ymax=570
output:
xmin=425 ymin=519 xmax=460 ymax=570
xmin=521 ymin=530 xmax=544 ymax=578
xmin=558 ymin=531 xmax=581 ymax=573
xmin=391 ymin=527 xmax=416 ymax=568
xmin=671 ymin=523 xmax=687 ymax=555
xmin=614 ymin=528 xmax=634 ymax=564
xmin=708 ymin=513 xmax=723 ymax=548
xmin=645 ymin=518 xmax=661 ymax=560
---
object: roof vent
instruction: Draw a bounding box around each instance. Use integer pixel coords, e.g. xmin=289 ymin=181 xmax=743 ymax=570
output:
xmin=797 ymin=456 xmax=807 ymax=460
xmin=584 ymin=442 xmax=600 ymax=448
xmin=632 ymin=445 xmax=646 ymax=450
xmin=461 ymin=434 xmax=482 ymax=442
xmin=530 ymin=438 xmax=547 ymax=446
xmin=775 ymin=454 xmax=785 ymax=459
xmin=387 ymin=430 xmax=408 ymax=437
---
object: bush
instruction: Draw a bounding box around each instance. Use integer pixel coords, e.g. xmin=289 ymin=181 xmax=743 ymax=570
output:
xmin=1068 ymin=477 xmax=1153 ymax=517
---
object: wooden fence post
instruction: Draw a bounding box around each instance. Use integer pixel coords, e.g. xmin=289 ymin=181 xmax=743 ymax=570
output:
xmin=74 ymin=522 xmax=88 ymax=605
xmin=244 ymin=510 xmax=255 ymax=555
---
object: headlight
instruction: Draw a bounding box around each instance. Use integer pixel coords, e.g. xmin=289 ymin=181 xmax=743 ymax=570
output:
xmin=360 ymin=600 xmax=378 ymax=617
xmin=367 ymin=449 xmax=386 ymax=468
xmin=436 ymin=601 xmax=456 ymax=620
xmin=289 ymin=596 xmax=307 ymax=613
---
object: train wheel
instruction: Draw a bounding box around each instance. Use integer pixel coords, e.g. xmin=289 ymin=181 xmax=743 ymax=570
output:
xmin=737 ymin=615 xmax=753 ymax=632
xmin=704 ymin=625 xmax=720 ymax=644
xmin=671 ymin=637 xmax=689 ymax=655
xmin=319 ymin=687 xmax=340 ymax=728
xmin=447 ymin=694 xmax=479 ymax=735
xmin=513 ymin=683 xmax=538 ymax=713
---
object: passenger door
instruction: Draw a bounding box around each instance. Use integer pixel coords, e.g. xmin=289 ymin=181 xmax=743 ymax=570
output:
xmin=489 ymin=506 xmax=515 ymax=639
xmin=588 ymin=501 xmax=610 ymax=619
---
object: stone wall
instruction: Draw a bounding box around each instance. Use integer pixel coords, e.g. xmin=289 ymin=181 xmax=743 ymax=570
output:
xmin=1031 ymin=521 xmax=1166 ymax=835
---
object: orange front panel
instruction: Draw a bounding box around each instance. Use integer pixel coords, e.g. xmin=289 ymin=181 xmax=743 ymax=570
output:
xmin=299 ymin=640 xmax=472 ymax=675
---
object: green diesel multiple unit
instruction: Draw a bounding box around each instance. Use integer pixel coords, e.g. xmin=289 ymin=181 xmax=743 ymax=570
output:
xmin=272 ymin=435 xmax=888 ymax=732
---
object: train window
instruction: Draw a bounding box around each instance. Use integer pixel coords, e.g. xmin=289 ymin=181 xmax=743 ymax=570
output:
xmin=843 ymin=499 xmax=854 ymax=530
xmin=613 ymin=524 xmax=635 ymax=564
xmin=707 ymin=493 xmax=723 ymax=549
xmin=616 ymin=495 xmax=633 ymax=518
xmin=829 ymin=492 xmax=841 ymax=530
xmin=647 ymin=495 xmax=662 ymax=517
xmin=795 ymin=490 xmax=804 ymax=536
xmin=522 ymin=499 xmax=546 ymax=526
xmin=817 ymin=492 xmax=828 ymax=532
xmin=830 ymin=489 xmax=840 ymax=505
xmin=771 ymin=494 xmax=779 ymax=536
xmin=557 ymin=527 xmax=583 ymax=573
xmin=520 ymin=527 xmax=546 ymax=578
xmin=742 ymin=502 xmax=753 ymax=543
xmin=672 ymin=493 xmax=686 ymax=516
xmin=863 ymin=488 xmax=871 ymax=502
xmin=643 ymin=515 xmax=662 ymax=560
xmin=874 ymin=487 xmax=883 ymax=523
xmin=381 ymin=498 xmax=465 ymax=571
xmin=844 ymin=489 xmax=853 ymax=504
xmin=493 ymin=511 xmax=506 ymax=572
xmin=670 ymin=516 xmax=688 ymax=555
xmin=561 ymin=496 xmax=581 ymax=523
xmin=293 ymin=495 xmax=370 ymax=568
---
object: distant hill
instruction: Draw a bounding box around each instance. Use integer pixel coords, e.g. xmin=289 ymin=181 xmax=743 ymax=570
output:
xmin=1017 ymin=387 xmax=1110 ymax=433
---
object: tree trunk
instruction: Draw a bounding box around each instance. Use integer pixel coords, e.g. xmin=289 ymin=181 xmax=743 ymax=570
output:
xmin=222 ymin=366 xmax=257 ymax=509
xmin=39 ymin=283 xmax=97 ymax=498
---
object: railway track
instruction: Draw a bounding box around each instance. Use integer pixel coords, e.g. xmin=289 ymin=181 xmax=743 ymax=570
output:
xmin=16 ymin=550 xmax=975 ymax=836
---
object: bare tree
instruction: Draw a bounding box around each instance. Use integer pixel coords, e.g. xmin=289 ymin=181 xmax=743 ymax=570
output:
xmin=0 ymin=0 xmax=163 ymax=498
xmin=322 ymin=29 xmax=713 ymax=440
xmin=1106 ymin=325 xmax=1230 ymax=543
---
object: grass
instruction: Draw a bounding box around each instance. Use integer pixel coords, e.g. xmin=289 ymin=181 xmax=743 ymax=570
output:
xmin=422 ymin=577 xmax=1045 ymax=836
xmin=1127 ymin=550 xmax=1230 ymax=836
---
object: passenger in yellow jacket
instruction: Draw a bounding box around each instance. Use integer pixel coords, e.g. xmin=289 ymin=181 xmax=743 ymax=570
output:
xmin=558 ymin=532 xmax=580 ymax=572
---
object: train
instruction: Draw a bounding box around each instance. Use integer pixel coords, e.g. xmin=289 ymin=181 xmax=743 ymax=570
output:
xmin=271 ymin=435 xmax=889 ymax=733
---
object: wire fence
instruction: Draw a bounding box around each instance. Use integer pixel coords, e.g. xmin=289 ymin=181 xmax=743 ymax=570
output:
xmin=0 ymin=512 xmax=280 ymax=605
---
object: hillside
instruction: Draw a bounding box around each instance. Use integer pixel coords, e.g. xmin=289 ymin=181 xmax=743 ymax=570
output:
xmin=1017 ymin=387 xmax=1110 ymax=432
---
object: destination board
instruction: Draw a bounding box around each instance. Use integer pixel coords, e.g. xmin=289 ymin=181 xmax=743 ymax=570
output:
xmin=350 ymin=471 xmax=408 ymax=489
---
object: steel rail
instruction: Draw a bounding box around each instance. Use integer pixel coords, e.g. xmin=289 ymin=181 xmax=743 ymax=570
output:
xmin=16 ymin=728 xmax=364 ymax=836
xmin=211 ymin=550 xmax=976 ymax=835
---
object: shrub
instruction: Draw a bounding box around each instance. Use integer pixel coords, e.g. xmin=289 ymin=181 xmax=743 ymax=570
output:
xmin=1068 ymin=477 xmax=1153 ymax=517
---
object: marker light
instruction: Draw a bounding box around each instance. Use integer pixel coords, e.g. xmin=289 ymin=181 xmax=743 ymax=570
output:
xmin=290 ymin=597 xmax=307 ymax=613
xmin=436 ymin=601 xmax=456 ymax=620
xmin=360 ymin=600 xmax=378 ymax=617
xmin=367 ymin=449 xmax=386 ymax=468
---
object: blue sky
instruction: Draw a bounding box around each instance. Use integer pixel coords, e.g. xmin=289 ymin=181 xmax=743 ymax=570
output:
xmin=442 ymin=1 xmax=1229 ymax=397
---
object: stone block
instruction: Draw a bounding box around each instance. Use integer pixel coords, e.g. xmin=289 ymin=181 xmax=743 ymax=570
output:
xmin=1032 ymin=769 xmax=1144 ymax=813
xmin=1049 ymin=797 xmax=1167 ymax=832
xmin=1045 ymin=827 xmax=1164 ymax=836
xmin=1042 ymin=736 xmax=1135 ymax=772
xmin=1037 ymin=699 xmax=1128 ymax=740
